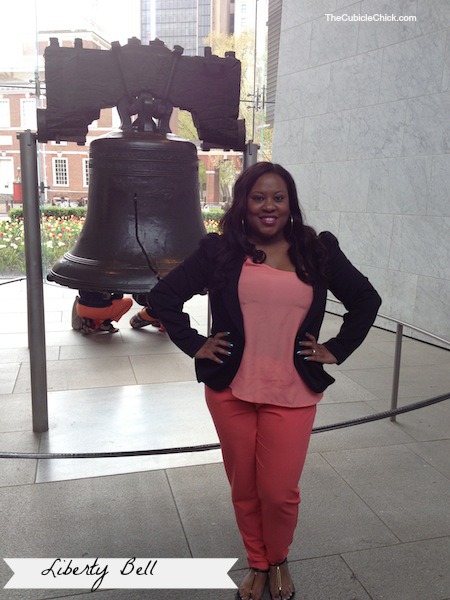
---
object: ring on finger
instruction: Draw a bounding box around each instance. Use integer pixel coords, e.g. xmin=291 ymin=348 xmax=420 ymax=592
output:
xmin=311 ymin=348 xmax=317 ymax=355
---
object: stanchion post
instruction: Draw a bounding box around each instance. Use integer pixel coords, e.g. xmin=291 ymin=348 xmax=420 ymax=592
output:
xmin=390 ymin=323 xmax=403 ymax=422
xmin=18 ymin=130 xmax=49 ymax=433
xmin=243 ymin=141 xmax=260 ymax=170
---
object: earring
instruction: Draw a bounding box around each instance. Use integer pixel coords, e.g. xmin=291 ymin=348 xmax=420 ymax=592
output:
xmin=287 ymin=214 xmax=294 ymax=237
xmin=241 ymin=218 xmax=247 ymax=234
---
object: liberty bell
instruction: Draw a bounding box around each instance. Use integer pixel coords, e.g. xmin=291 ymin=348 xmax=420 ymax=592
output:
xmin=47 ymin=121 xmax=205 ymax=293
xmin=39 ymin=37 xmax=245 ymax=294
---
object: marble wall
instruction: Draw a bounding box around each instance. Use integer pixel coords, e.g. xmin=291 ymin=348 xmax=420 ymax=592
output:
xmin=272 ymin=0 xmax=450 ymax=343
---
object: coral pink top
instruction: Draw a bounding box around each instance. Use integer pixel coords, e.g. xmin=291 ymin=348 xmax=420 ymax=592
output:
xmin=230 ymin=259 xmax=323 ymax=407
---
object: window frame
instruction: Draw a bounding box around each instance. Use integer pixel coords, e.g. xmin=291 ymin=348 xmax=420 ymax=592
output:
xmin=52 ymin=157 xmax=69 ymax=187
xmin=0 ymin=99 xmax=11 ymax=128
xmin=82 ymin=157 xmax=89 ymax=188
xmin=20 ymin=97 xmax=37 ymax=130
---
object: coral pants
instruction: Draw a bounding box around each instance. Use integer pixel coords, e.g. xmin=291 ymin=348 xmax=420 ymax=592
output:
xmin=76 ymin=297 xmax=133 ymax=329
xmin=205 ymin=386 xmax=316 ymax=570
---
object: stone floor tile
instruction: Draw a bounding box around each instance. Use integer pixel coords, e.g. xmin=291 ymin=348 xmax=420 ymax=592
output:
xmin=342 ymin=363 xmax=450 ymax=399
xmin=372 ymin=337 xmax=450 ymax=366
xmin=337 ymin=343 xmax=394 ymax=370
xmin=322 ymin=445 xmax=450 ymax=541
xmin=0 ymin=392 xmax=32 ymax=432
xmin=318 ymin=370 xmax=380 ymax=404
xmin=342 ymin=536 xmax=450 ymax=600
xmin=289 ymin=555 xmax=372 ymax=600
xmin=13 ymin=356 xmax=138 ymax=393
xmin=365 ymin=396 xmax=450 ymax=442
xmin=130 ymin=352 xmax=196 ymax=384
xmin=290 ymin=453 xmax=398 ymax=560
xmin=0 ymin=470 xmax=190 ymax=559
xmin=166 ymin=463 xmax=244 ymax=566
xmin=0 ymin=363 xmax=20 ymax=394
xmin=406 ymin=439 xmax=450 ymax=479
xmin=59 ymin=335 xmax=178 ymax=361
xmin=0 ymin=430 xmax=39 ymax=486
xmin=310 ymin=401 xmax=416 ymax=452
xmin=35 ymin=382 xmax=221 ymax=483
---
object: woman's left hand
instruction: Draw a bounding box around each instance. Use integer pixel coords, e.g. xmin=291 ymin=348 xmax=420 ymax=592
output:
xmin=297 ymin=332 xmax=338 ymax=364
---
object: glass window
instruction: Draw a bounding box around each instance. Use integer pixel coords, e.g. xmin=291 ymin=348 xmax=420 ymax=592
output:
xmin=20 ymin=98 xmax=37 ymax=129
xmin=0 ymin=99 xmax=10 ymax=127
xmin=82 ymin=158 xmax=89 ymax=187
xmin=53 ymin=157 xmax=68 ymax=186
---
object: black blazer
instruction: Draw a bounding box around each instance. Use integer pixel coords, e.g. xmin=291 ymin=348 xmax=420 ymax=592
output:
xmin=149 ymin=231 xmax=381 ymax=393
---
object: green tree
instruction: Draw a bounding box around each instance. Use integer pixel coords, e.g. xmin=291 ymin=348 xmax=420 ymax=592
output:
xmin=218 ymin=159 xmax=239 ymax=202
xmin=175 ymin=31 xmax=272 ymax=156
xmin=176 ymin=108 xmax=199 ymax=142
xmin=198 ymin=160 xmax=206 ymax=201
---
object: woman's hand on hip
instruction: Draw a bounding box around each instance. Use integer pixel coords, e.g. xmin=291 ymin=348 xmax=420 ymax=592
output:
xmin=297 ymin=332 xmax=337 ymax=364
xmin=194 ymin=332 xmax=233 ymax=364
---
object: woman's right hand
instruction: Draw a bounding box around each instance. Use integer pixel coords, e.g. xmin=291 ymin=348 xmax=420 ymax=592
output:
xmin=194 ymin=332 xmax=233 ymax=364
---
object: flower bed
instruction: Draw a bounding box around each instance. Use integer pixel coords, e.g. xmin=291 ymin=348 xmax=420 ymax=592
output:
xmin=0 ymin=214 xmax=221 ymax=276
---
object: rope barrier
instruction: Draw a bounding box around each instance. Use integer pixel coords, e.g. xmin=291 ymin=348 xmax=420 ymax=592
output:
xmin=0 ymin=277 xmax=26 ymax=286
xmin=0 ymin=392 xmax=448 ymax=460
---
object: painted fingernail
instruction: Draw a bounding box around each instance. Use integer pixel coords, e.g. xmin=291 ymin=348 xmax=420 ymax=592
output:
xmin=227 ymin=351 xmax=232 ymax=355
xmin=296 ymin=350 xmax=302 ymax=355
xmin=229 ymin=343 xmax=234 ymax=347
xmin=303 ymin=356 xmax=309 ymax=361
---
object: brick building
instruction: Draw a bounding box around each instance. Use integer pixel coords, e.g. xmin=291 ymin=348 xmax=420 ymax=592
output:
xmin=0 ymin=31 xmax=120 ymax=210
xmin=1 ymin=95 xmax=121 ymax=209
xmin=0 ymin=38 xmax=243 ymax=212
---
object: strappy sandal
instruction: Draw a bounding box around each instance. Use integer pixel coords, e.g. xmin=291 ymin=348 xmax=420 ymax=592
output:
xmin=236 ymin=567 xmax=268 ymax=600
xmin=269 ymin=559 xmax=295 ymax=600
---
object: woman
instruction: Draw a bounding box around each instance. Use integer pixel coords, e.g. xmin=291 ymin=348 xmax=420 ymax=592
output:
xmin=149 ymin=162 xmax=381 ymax=600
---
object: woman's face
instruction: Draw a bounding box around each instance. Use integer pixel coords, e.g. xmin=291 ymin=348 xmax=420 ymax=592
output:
xmin=245 ymin=173 xmax=290 ymax=244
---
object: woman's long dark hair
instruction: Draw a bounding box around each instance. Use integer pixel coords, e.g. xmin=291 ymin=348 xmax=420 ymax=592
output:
xmin=217 ymin=161 xmax=328 ymax=284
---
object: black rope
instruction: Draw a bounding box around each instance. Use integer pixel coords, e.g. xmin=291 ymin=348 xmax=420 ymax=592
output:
xmin=0 ymin=392 xmax=448 ymax=460
xmin=0 ymin=277 xmax=26 ymax=286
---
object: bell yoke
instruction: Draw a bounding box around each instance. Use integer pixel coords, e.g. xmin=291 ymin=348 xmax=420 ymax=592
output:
xmin=38 ymin=36 xmax=245 ymax=296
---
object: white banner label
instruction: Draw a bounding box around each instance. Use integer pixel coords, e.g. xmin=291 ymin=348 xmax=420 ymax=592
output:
xmin=4 ymin=558 xmax=238 ymax=591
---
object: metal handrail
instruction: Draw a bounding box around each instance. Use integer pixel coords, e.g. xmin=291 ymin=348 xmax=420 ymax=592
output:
xmin=326 ymin=298 xmax=450 ymax=421
xmin=1 ymin=278 xmax=448 ymax=430
xmin=327 ymin=297 xmax=450 ymax=346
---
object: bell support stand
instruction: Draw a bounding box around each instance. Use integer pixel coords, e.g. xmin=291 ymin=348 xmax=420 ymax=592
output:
xmin=18 ymin=130 xmax=49 ymax=433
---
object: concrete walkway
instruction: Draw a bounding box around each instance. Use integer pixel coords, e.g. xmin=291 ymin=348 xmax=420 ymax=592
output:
xmin=0 ymin=278 xmax=449 ymax=599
